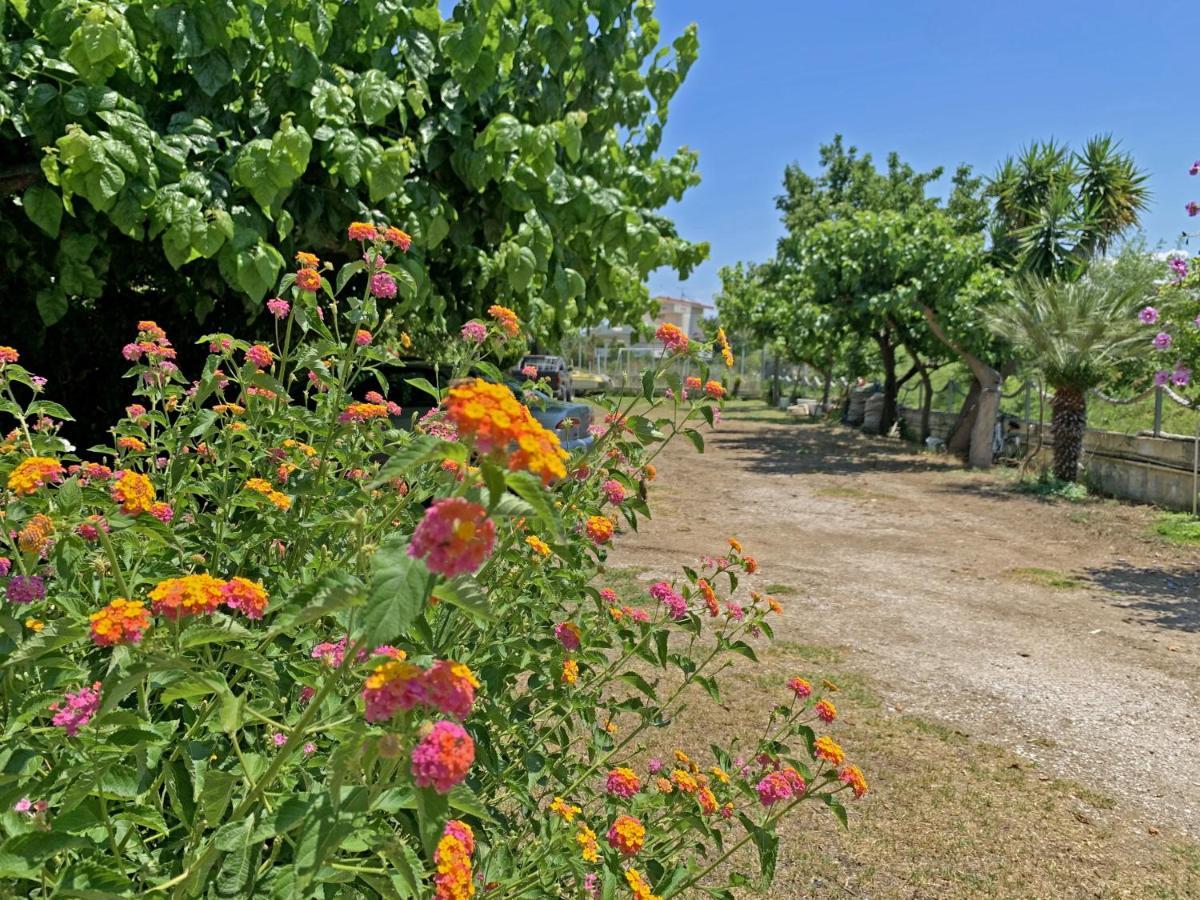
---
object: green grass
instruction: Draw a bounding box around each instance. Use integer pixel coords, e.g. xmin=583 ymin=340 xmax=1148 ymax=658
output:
xmin=1012 ymin=470 xmax=1091 ymax=502
xmin=1005 ymin=567 xmax=1085 ymax=590
xmin=1154 ymin=512 xmax=1200 ymax=545
xmin=762 ymin=582 xmax=798 ymax=596
xmin=594 ymin=565 xmax=648 ymax=598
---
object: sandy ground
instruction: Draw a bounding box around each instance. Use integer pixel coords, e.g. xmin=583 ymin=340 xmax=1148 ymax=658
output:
xmin=608 ymin=415 xmax=1200 ymax=839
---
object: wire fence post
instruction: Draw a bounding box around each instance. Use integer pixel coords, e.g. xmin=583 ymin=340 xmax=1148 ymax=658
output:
xmin=1154 ymin=387 xmax=1164 ymax=437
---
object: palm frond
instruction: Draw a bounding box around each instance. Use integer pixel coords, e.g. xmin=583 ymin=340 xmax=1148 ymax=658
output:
xmin=987 ymin=256 xmax=1157 ymax=389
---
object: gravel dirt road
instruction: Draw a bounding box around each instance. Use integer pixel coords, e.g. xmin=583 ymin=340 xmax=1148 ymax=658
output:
xmin=608 ymin=414 xmax=1200 ymax=839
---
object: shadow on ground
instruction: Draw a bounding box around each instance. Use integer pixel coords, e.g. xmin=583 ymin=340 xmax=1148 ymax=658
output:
xmin=711 ymin=422 xmax=962 ymax=477
xmin=1085 ymin=564 xmax=1200 ymax=632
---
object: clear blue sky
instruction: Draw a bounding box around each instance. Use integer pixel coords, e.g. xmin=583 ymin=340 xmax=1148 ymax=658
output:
xmin=646 ymin=0 xmax=1195 ymax=306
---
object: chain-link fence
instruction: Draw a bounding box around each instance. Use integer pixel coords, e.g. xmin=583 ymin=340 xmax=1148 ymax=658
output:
xmin=897 ymin=375 xmax=1200 ymax=513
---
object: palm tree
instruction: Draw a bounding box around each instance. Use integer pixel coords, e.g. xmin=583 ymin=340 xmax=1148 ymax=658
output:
xmin=987 ymin=137 xmax=1150 ymax=278
xmin=987 ymin=256 xmax=1157 ymax=481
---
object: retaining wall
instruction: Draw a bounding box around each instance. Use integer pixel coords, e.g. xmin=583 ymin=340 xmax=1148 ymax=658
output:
xmin=897 ymin=406 xmax=1200 ymax=512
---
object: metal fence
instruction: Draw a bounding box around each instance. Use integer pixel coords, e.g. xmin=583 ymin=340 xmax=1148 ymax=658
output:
xmin=899 ymin=377 xmax=1200 ymax=440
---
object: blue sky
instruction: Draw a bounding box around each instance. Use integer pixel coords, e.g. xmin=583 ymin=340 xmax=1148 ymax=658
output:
xmin=645 ymin=0 xmax=1195 ymax=306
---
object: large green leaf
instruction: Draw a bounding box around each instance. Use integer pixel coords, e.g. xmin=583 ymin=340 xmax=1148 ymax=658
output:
xmin=362 ymin=537 xmax=430 ymax=645
xmin=22 ymin=184 xmax=62 ymax=237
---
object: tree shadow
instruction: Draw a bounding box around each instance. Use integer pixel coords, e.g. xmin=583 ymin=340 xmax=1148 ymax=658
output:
xmin=710 ymin=422 xmax=962 ymax=477
xmin=1084 ymin=564 xmax=1200 ymax=633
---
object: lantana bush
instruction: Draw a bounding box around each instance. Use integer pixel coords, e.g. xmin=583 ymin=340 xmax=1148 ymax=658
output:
xmin=0 ymin=224 xmax=865 ymax=898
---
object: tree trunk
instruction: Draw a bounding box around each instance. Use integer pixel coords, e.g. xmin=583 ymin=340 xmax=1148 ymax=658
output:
xmin=969 ymin=373 xmax=1003 ymax=470
xmin=821 ymin=368 xmax=832 ymax=409
xmin=876 ymin=333 xmax=898 ymax=434
xmin=947 ymin=379 xmax=980 ymax=454
xmin=1050 ymin=385 xmax=1086 ymax=481
xmin=919 ymin=304 xmax=1001 ymax=469
xmin=918 ymin=365 xmax=933 ymax=443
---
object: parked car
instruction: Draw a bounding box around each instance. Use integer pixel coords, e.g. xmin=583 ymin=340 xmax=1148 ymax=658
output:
xmin=377 ymin=362 xmax=594 ymax=452
xmin=570 ymin=369 xmax=612 ymax=395
xmin=515 ymin=355 xmax=573 ymax=400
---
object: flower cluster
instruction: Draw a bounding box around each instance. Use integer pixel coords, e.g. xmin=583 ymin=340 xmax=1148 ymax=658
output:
xmin=650 ymin=581 xmax=687 ymax=619
xmin=655 ymin=322 xmax=689 ymax=354
xmin=487 ymin=304 xmax=521 ymax=338
xmin=411 ymin=720 xmax=475 ymax=793
xmin=221 ymin=577 xmax=270 ymax=620
xmin=50 ymin=682 xmax=102 ymax=737
xmin=147 ymin=573 xmax=268 ymax=622
xmin=606 ymin=814 xmax=645 ymax=856
xmin=409 ymin=498 xmax=497 ymax=577
xmin=362 ymin=657 xmax=480 ymax=723
xmin=89 ymin=598 xmax=152 ymax=646
xmin=716 ymin=326 xmax=734 ymax=368
xmin=244 ymin=476 xmax=292 ymax=510
xmin=6 ymin=456 xmax=64 ymax=495
xmin=110 ymin=470 xmax=157 ymax=516
xmin=433 ymin=820 xmax=475 ymax=900
xmin=605 ymin=767 xmax=640 ymax=798
xmin=584 ymin=514 xmax=614 ymax=545
xmin=444 ymin=378 xmax=567 ymax=483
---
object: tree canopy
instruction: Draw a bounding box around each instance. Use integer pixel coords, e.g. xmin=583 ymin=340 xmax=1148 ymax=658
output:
xmin=2 ymin=0 xmax=707 ymax=340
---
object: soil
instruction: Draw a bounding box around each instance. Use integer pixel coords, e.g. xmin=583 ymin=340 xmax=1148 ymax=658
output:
xmin=607 ymin=413 xmax=1200 ymax=844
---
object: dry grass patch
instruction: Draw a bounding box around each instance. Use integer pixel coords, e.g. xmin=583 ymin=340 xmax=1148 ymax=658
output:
xmin=649 ymin=642 xmax=1199 ymax=898
xmin=816 ymin=484 xmax=897 ymax=502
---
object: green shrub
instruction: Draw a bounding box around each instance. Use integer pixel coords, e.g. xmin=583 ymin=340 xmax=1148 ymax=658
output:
xmin=0 ymin=226 xmax=864 ymax=898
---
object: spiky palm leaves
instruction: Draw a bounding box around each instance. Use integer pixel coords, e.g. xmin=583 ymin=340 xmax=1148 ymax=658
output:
xmin=988 ymin=137 xmax=1150 ymax=277
xmin=988 ymin=261 xmax=1156 ymax=480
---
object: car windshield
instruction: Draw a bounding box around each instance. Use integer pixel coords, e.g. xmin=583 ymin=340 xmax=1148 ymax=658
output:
xmin=522 ymin=356 xmax=559 ymax=368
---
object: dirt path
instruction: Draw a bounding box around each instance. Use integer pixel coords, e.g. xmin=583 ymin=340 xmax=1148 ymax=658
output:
xmin=609 ymin=413 xmax=1200 ymax=840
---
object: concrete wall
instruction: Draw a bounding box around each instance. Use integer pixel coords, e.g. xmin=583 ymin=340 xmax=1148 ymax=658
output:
xmin=897 ymin=406 xmax=1200 ymax=512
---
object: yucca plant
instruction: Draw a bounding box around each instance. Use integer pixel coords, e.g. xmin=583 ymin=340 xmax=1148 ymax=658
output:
xmin=988 ymin=137 xmax=1150 ymax=277
xmin=988 ymin=254 xmax=1157 ymax=480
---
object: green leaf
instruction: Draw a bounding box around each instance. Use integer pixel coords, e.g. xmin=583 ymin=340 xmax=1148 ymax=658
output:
xmin=27 ymin=399 xmax=74 ymax=421
xmin=161 ymin=674 xmax=226 ymax=705
xmin=505 ymin=246 xmax=537 ymax=292
xmin=193 ymin=49 xmax=232 ymax=96
xmin=426 ymin=214 xmax=450 ymax=248
xmin=823 ymin=794 xmax=849 ymax=829
xmin=642 ymin=368 xmax=656 ymax=402
xmin=36 ymin=289 xmax=68 ymax=326
xmin=683 ymin=427 xmax=704 ymax=452
xmin=362 ymin=537 xmax=430 ymax=645
xmin=413 ymin=787 xmax=448 ymax=859
xmin=368 ymin=144 xmax=411 ymax=202
xmin=0 ymin=833 xmax=86 ymax=881
xmin=22 ymin=184 xmax=62 ymax=237
xmin=214 ymin=819 xmax=255 ymax=897
xmin=404 ymin=377 xmax=442 ymax=403
xmin=379 ymin=838 xmax=424 ymax=897
xmin=504 ymin=471 xmax=557 ymax=536
xmin=431 ymin=576 xmax=496 ymax=623
xmin=479 ymin=113 xmax=521 ymax=153
xmin=447 ymin=784 xmax=496 ymax=823
xmin=358 ymin=70 xmax=401 ymax=125
xmin=619 ymin=670 xmax=656 ymax=699
xmin=370 ymin=434 xmax=446 ymax=486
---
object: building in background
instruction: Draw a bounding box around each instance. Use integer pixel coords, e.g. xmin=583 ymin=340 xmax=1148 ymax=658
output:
xmin=586 ymin=296 xmax=711 ymax=357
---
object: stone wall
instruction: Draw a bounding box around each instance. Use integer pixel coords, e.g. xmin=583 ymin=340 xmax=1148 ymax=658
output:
xmin=897 ymin=406 xmax=1200 ymax=512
